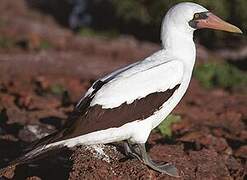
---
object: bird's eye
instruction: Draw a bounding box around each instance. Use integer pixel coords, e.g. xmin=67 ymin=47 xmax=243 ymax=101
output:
xmin=194 ymin=13 xmax=200 ymax=19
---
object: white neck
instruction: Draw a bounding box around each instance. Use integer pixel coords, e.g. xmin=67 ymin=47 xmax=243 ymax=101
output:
xmin=161 ymin=19 xmax=196 ymax=71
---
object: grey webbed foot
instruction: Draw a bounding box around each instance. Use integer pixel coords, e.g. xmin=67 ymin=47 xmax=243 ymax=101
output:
xmin=124 ymin=141 xmax=179 ymax=177
xmin=123 ymin=141 xmax=142 ymax=161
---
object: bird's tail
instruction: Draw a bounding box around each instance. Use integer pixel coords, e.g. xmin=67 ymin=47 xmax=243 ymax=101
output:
xmin=0 ymin=162 xmax=17 ymax=177
xmin=0 ymin=146 xmax=41 ymax=176
xmin=0 ymin=109 xmax=81 ymax=177
xmin=0 ymin=131 xmax=66 ymax=177
xmin=0 ymin=143 xmax=67 ymax=177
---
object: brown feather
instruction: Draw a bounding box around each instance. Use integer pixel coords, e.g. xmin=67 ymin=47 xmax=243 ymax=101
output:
xmin=59 ymin=84 xmax=180 ymax=141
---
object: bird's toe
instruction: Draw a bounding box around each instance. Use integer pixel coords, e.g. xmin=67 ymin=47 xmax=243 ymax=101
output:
xmin=155 ymin=163 xmax=180 ymax=177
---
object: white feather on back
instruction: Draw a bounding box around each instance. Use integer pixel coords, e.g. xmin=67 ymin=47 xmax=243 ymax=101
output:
xmin=90 ymin=50 xmax=184 ymax=109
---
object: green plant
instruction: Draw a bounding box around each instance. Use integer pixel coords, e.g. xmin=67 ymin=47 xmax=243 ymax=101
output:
xmin=156 ymin=114 xmax=181 ymax=138
xmin=49 ymin=84 xmax=66 ymax=96
xmin=194 ymin=62 xmax=247 ymax=89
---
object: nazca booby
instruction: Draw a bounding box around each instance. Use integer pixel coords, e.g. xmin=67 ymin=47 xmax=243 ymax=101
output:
xmin=0 ymin=2 xmax=242 ymax=177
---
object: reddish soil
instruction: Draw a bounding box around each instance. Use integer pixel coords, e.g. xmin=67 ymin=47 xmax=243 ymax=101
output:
xmin=0 ymin=1 xmax=246 ymax=180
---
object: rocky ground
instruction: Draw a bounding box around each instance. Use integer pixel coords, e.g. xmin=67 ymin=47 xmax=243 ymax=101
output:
xmin=0 ymin=1 xmax=246 ymax=180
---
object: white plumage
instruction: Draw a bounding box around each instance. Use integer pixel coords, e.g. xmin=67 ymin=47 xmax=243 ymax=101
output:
xmin=91 ymin=53 xmax=183 ymax=108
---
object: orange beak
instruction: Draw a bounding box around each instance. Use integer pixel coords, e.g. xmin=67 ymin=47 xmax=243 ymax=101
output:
xmin=197 ymin=13 xmax=242 ymax=33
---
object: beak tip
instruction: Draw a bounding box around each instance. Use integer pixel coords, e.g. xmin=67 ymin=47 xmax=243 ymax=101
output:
xmin=234 ymin=27 xmax=243 ymax=34
xmin=228 ymin=26 xmax=243 ymax=34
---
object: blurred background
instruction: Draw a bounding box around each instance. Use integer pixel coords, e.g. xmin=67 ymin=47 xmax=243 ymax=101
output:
xmin=0 ymin=0 xmax=246 ymax=179
xmin=27 ymin=0 xmax=247 ymax=48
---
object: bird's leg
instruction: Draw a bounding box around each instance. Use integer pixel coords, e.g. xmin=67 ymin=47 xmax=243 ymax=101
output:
xmin=125 ymin=142 xmax=179 ymax=177
xmin=123 ymin=141 xmax=142 ymax=161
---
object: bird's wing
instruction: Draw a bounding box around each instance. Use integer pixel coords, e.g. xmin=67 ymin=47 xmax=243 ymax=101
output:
xmin=91 ymin=59 xmax=184 ymax=109
xmin=24 ymin=52 xmax=184 ymax=147
xmin=57 ymin=57 xmax=184 ymax=141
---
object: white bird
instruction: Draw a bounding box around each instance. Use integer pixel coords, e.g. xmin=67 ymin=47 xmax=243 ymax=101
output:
xmin=0 ymin=2 xmax=242 ymax=177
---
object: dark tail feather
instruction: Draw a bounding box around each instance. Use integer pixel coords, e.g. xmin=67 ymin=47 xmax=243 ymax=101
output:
xmin=0 ymin=145 xmax=41 ymax=176
xmin=0 ymin=109 xmax=81 ymax=176
xmin=0 ymin=129 xmax=66 ymax=177
xmin=0 ymin=143 xmax=67 ymax=177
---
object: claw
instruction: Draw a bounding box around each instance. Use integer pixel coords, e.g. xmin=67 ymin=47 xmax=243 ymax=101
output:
xmin=155 ymin=163 xmax=179 ymax=177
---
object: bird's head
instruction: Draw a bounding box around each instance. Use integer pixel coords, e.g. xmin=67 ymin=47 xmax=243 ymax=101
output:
xmin=164 ymin=2 xmax=242 ymax=34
